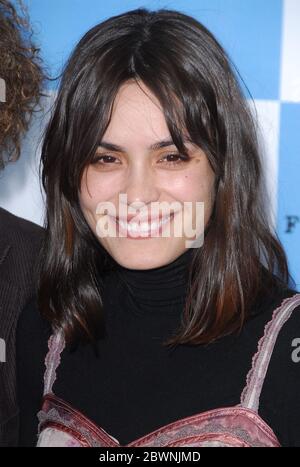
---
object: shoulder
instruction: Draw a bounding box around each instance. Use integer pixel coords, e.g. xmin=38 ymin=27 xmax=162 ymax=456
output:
xmin=16 ymin=297 xmax=52 ymax=380
xmin=17 ymin=296 xmax=51 ymax=349
xmin=16 ymin=298 xmax=52 ymax=446
xmin=16 ymin=297 xmax=52 ymax=403
xmin=267 ymin=291 xmax=300 ymax=389
xmin=267 ymin=290 xmax=300 ymax=363
xmin=0 ymin=207 xmax=44 ymax=249
xmin=255 ymin=288 xmax=300 ymax=372
xmin=0 ymin=208 xmax=45 ymax=298
xmin=259 ymin=290 xmax=300 ymax=446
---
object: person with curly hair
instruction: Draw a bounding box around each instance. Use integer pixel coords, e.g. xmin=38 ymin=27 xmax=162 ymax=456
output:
xmin=0 ymin=0 xmax=44 ymax=447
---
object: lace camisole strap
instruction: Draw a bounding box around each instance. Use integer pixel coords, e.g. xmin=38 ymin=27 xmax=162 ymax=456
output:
xmin=240 ymin=293 xmax=300 ymax=412
xmin=43 ymin=329 xmax=66 ymax=395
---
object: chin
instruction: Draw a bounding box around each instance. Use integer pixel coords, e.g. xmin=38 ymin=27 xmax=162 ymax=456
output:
xmin=101 ymin=238 xmax=185 ymax=270
xmin=120 ymin=257 xmax=166 ymax=270
xmin=110 ymin=250 xmax=174 ymax=270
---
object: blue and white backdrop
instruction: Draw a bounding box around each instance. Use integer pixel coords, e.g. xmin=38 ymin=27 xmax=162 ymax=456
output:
xmin=0 ymin=0 xmax=299 ymax=288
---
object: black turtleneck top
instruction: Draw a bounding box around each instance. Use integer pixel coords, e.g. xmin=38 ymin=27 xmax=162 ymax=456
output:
xmin=16 ymin=248 xmax=300 ymax=447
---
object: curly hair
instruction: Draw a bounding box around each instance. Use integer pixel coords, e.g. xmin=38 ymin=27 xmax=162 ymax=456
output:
xmin=0 ymin=0 xmax=44 ymax=169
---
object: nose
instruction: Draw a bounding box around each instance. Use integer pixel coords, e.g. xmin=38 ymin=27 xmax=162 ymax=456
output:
xmin=122 ymin=164 xmax=160 ymax=208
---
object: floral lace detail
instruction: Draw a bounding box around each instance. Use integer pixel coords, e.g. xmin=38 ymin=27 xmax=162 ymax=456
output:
xmin=132 ymin=420 xmax=267 ymax=447
xmin=37 ymin=402 xmax=279 ymax=447
xmin=37 ymin=408 xmax=106 ymax=447
xmin=127 ymin=405 xmax=280 ymax=447
xmin=240 ymin=293 xmax=300 ymax=411
xmin=43 ymin=330 xmax=65 ymax=395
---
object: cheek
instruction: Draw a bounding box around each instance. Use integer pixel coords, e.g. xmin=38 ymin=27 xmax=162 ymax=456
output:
xmin=172 ymin=169 xmax=215 ymax=230
xmin=170 ymin=172 xmax=214 ymax=204
xmin=79 ymin=168 xmax=116 ymax=216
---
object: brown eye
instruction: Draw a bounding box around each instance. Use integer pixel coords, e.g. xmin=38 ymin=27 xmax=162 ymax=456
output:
xmin=91 ymin=154 xmax=121 ymax=165
xmin=159 ymin=153 xmax=190 ymax=166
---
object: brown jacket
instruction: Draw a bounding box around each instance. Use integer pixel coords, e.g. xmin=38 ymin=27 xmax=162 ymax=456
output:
xmin=0 ymin=207 xmax=44 ymax=446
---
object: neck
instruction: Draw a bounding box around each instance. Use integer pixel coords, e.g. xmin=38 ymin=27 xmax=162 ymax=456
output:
xmin=110 ymin=248 xmax=195 ymax=315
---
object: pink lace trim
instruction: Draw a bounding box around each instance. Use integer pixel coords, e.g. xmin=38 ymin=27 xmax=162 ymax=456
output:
xmin=240 ymin=293 xmax=300 ymax=411
xmin=38 ymin=397 xmax=280 ymax=447
xmin=44 ymin=330 xmax=66 ymax=395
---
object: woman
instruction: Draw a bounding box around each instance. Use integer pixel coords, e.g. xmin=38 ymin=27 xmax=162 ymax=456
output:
xmin=16 ymin=8 xmax=300 ymax=447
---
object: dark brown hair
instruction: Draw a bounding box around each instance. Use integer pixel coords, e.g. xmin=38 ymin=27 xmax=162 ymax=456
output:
xmin=39 ymin=7 xmax=294 ymax=347
xmin=0 ymin=0 xmax=44 ymax=169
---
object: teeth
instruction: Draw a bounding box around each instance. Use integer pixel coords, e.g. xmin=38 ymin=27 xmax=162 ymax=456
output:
xmin=140 ymin=222 xmax=150 ymax=232
xmin=118 ymin=216 xmax=170 ymax=233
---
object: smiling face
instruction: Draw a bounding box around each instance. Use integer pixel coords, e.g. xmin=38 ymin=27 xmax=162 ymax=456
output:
xmin=79 ymin=80 xmax=216 ymax=270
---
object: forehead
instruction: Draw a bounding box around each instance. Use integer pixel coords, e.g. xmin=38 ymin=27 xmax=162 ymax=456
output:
xmin=101 ymin=82 xmax=193 ymax=153
xmin=102 ymin=81 xmax=174 ymax=149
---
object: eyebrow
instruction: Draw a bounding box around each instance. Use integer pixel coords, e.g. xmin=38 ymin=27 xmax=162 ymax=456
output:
xmin=97 ymin=137 xmax=194 ymax=152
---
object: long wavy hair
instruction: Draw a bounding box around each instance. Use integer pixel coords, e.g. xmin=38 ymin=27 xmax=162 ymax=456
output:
xmin=38 ymin=7 xmax=293 ymax=347
xmin=0 ymin=0 xmax=44 ymax=169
